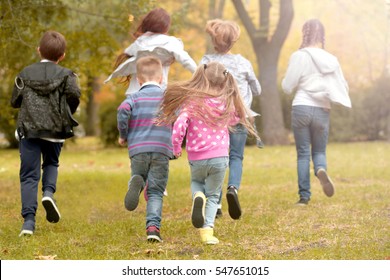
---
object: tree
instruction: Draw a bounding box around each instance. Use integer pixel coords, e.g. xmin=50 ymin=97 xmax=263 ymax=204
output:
xmin=0 ymin=0 xmax=68 ymax=148
xmin=206 ymin=0 xmax=226 ymax=52
xmin=0 ymin=0 xmax=153 ymax=146
xmin=231 ymin=0 xmax=293 ymax=145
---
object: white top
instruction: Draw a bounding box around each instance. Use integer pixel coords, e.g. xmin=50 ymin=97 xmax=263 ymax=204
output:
xmin=282 ymin=47 xmax=351 ymax=109
xmin=105 ymin=32 xmax=197 ymax=95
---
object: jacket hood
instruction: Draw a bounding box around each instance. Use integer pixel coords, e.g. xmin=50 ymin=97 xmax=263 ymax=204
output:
xmin=302 ymin=48 xmax=339 ymax=74
xmin=21 ymin=78 xmax=64 ymax=96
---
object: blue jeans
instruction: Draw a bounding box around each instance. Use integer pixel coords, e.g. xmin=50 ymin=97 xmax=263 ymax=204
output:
xmin=189 ymin=157 xmax=228 ymax=228
xmin=217 ymin=124 xmax=248 ymax=205
xmin=292 ymin=105 xmax=330 ymax=199
xmin=130 ymin=152 xmax=169 ymax=229
xmin=19 ymin=138 xmax=62 ymax=219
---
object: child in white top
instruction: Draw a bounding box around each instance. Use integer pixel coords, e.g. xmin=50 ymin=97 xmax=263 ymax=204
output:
xmin=281 ymin=19 xmax=350 ymax=205
xmin=105 ymin=8 xmax=197 ymax=95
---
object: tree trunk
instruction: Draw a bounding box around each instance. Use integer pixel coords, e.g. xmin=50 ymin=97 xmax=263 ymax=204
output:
xmin=256 ymin=46 xmax=289 ymax=144
xmin=232 ymin=0 xmax=293 ymax=145
xmin=206 ymin=0 xmax=226 ymax=53
xmin=85 ymin=76 xmax=100 ymax=136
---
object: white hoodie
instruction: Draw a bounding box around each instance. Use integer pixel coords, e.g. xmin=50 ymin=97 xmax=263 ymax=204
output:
xmin=105 ymin=32 xmax=197 ymax=95
xmin=282 ymin=47 xmax=351 ymax=108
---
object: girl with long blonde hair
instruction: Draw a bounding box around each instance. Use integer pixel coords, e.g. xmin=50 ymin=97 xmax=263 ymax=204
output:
xmin=158 ymin=61 xmax=258 ymax=245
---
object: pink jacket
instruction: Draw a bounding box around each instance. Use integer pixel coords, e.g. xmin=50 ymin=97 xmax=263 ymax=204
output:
xmin=172 ymin=98 xmax=239 ymax=161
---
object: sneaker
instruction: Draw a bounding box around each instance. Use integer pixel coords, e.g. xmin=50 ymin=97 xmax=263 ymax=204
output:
xmin=226 ymin=186 xmax=241 ymax=219
xmin=215 ymin=208 xmax=223 ymax=219
xmin=256 ymin=138 xmax=264 ymax=149
xmin=146 ymin=226 xmax=162 ymax=243
xmin=295 ymin=197 xmax=310 ymax=206
xmin=191 ymin=192 xmax=206 ymax=228
xmin=42 ymin=192 xmax=61 ymax=223
xmin=317 ymin=168 xmax=335 ymax=197
xmin=124 ymin=175 xmax=144 ymax=211
xmin=19 ymin=219 xmax=35 ymax=237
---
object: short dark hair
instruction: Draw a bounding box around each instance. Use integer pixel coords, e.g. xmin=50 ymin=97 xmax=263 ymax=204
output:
xmin=39 ymin=31 xmax=66 ymax=61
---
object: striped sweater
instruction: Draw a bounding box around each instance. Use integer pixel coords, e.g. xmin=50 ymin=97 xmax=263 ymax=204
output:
xmin=117 ymin=83 xmax=173 ymax=158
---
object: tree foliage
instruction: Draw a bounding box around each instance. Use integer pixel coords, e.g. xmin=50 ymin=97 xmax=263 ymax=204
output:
xmin=0 ymin=0 xmax=153 ymax=146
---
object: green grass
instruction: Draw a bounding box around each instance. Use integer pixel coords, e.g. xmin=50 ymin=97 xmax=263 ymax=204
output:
xmin=0 ymin=138 xmax=389 ymax=260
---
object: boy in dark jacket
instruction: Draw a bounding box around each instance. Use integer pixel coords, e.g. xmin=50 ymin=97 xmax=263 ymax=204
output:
xmin=11 ymin=30 xmax=80 ymax=237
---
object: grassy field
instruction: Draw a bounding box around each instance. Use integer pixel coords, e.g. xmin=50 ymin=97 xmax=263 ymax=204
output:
xmin=0 ymin=138 xmax=389 ymax=260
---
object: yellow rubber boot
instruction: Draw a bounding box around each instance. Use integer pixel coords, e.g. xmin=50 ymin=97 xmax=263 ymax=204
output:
xmin=199 ymin=227 xmax=219 ymax=245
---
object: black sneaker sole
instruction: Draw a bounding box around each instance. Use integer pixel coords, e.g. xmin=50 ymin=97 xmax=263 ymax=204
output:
xmin=191 ymin=196 xmax=205 ymax=228
xmin=124 ymin=175 xmax=144 ymax=211
xmin=42 ymin=197 xmax=61 ymax=223
xmin=226 ymin=189 xmax=241 ymax=220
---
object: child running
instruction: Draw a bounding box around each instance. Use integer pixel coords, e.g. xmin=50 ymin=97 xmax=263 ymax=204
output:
xmin=11 ymin=30 xmax=81 ymax=237
xmin=157 ymin=62 xmax=258 ymax=245
xmin=200 ymin=19 xmax=262 ymax=219
xmin=105 ymin=7 xmax=197 ymax=95
xmin=117 ymin=56 xmax=173 ymax=243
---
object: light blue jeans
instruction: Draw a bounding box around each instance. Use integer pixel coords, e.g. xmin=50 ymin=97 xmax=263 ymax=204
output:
xmin=189 ymin=157 xmax=228 ymax=228
xmin=130 ymin=152 xmax=169 ymax=229
xmin=292 ymin=105 xmax=330 ymax=200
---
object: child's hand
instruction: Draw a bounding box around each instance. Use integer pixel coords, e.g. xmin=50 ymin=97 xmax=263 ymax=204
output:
xmin=174 ymin=152 xmax=182 ymax=159
xmin=118 ymin=138 xmax=126 ymax=146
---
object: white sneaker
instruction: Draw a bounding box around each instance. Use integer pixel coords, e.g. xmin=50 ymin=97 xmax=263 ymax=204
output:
xmin=317 ymin=168 xmax=335 ymax=197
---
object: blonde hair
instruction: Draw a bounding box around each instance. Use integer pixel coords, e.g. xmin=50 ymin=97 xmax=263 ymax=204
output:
xmin=157 ymin=61 xmax=258 ymax=138
xmin=300 ymin=19 xmax=325 ymax=49
xmin=136 ymin=56 xmax=162 ymax=82
xmin=206 ymin=19 xmax=240 ymax=53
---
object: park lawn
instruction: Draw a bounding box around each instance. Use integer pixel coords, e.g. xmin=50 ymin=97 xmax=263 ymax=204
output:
xmin=0 ymin=138 xmax=389 ymax=260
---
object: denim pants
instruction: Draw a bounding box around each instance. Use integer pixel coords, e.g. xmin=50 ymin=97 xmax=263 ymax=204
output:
xmin=228 ymin=124 xmax=248 ymax=188
xmin=189 ymin=157 xmax=228 ymax=228
xmin=19 ymin=138 xmax=62 ymax=219
xmin=130 ymin=152 xmax=169 ymax=229
xmin=217 ymin=124 xmax=248 ymax=205
xmin=292 ymin=105 xmax=330 ymax=199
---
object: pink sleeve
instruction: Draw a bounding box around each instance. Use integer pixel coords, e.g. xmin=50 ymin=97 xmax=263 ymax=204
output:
xmin=172 ymin=112 xmax=189 ymax=154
